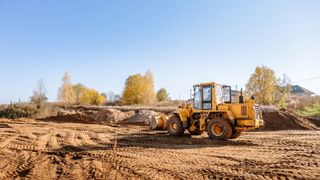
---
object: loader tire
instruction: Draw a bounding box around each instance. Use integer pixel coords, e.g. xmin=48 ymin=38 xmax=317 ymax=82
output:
xmin=230 ymin=129 xmax=243 ymax=139
xmin=167 ymin=116 xmax=184 ymax=137
xmin=207 ymin=117 xmax=232 ymax=140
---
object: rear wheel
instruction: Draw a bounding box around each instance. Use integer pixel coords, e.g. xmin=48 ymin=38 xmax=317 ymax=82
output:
xmin=167 ymin=116 xmax=184 ymax=136
xmin=230 ymin=129 xmax=243 ymax=139
xmin=207 ymin=117 xmax=232 ymax=140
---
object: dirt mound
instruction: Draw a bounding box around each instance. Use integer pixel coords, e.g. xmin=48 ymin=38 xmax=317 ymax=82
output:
xmin=260 ymin=110 xmax=320 ymax=131
xmin=124 ymin=110 xmax=159 ymax=125
xmin=39 ymin=109 xmax=136 ymax=125
xmin=306 ymin=117 xmax=320 ymax=127
xmin=92 ymin=109 xmax=133 ymax=124
xmin=57 ymin=109 xmax=77 ymax=116
xmin=39 ymin=113 xmax=95 ymax=124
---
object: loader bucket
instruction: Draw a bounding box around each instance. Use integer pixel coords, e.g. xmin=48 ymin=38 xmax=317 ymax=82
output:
xmin=150 ymin=115 xmax=168 ymax=130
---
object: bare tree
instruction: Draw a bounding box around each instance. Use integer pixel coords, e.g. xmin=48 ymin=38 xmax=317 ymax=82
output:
xmin=107 ymin=91 xmax=116 ymax=102
xmin=30 ymin=79 xmax=48 ymax=109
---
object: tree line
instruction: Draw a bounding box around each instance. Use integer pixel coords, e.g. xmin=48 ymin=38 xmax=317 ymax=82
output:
xmin=29 ymin=65 xmax=292 ymax=108
xmin=29 ymin=70 xmax=170 ymax=108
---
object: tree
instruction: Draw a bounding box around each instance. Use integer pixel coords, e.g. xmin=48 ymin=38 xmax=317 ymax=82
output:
xmin=246 ymin=66 xmax=277 ymax=105
xmin=30 ymin=79 xmax=48 ymax=109
xmin=143 ymin=70 xmax=156 ymax=104
xmin=275 ymin=74 xmax=291 ymax=108
xmin=58 ymin=71 xmax=75 ymax=106
xmin=73 ymin=83 xmax=86 ymax=105
xmin=122 ymin=74 xmax=145 ymax=105
xmin=106 ymin=91 xmax=121 ymax=103
xmin=122 ymin=71 xmax=156 ymax=105
xmin=81 ymin=88 xmax=106 ymax=105
xmin=156 ymin=88 xmax=169 ymax=102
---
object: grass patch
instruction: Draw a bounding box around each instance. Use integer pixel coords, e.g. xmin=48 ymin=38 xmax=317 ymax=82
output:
xmin=298 ymin=103 xmax=320 ymax=117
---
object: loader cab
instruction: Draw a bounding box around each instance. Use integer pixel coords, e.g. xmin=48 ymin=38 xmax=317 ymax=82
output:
xmin=193 ymin=83 xmax=232 ymax=110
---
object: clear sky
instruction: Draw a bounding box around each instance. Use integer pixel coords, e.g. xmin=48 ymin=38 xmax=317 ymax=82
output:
xmin=1 ymin=0 xmax=320 ymax=103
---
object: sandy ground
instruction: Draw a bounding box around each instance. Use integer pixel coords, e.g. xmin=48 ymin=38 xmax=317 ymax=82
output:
xmin=0 ymin=119 xmax=319 ymax=180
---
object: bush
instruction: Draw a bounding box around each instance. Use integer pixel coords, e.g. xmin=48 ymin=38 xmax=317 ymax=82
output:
xmin=156 ymin=88 xmax=169 ymax=102
xmin=298 ymin=103 xmax=320 ymax=117
xmin=287 ymin=96 xmax=320 ymax=111
xmin=0 ymin=104 xmax=38 ymax=119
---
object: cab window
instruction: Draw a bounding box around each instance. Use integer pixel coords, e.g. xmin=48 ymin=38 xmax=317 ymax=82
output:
xmin=223 ymin=86 xmax=231 ymax=103
xmin=216 ymin=85 xmax=223 ymax=104
xmin=203 ymin=86 xmax=212 ymax=101
xmin=194 ymin=87 xmax=201 ymax=109
xmin=202 ymin=86 xmax=212 ymax=110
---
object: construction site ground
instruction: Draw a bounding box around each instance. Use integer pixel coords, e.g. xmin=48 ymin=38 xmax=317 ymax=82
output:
xmin=0 ymin=118 xmax=319 ymax=180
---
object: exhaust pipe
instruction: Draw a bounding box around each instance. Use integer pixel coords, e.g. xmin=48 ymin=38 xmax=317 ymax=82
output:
xmin=239 ymin=88 xmax=244 ymax=103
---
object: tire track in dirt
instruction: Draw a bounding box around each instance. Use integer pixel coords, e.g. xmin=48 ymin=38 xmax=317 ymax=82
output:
xmin=24 ymin=156 xmax=56 ymax=180
xmin=48 ymin=133 xmax=60 ymax=149
xmin=1 ymin=120 xmax=320 ymax=179
xmin=66 ymin=131 xmax=78 ymax=147
xmin=0 ymin=135 xmax=18 ymax=149
xmin=37 ymin=133 xmax=51 ymax=150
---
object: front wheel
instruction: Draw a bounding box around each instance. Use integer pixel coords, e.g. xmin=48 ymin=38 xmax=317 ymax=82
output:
xmin=207 ymin=117 xmax=232 ymax=140
xmin=167 ymin=116 xmax=184 ymax=136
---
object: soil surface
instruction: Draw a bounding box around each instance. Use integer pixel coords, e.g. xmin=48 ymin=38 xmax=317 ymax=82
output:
xmin=0 ymin=118 xmax=319 ymax=179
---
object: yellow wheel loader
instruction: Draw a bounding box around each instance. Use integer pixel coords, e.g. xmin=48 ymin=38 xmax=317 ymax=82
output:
xmin=152 ymin=82 xmax=264 ymax=140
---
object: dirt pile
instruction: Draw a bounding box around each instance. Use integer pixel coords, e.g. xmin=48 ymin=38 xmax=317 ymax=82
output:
xmin=92 ymin=109 xmax=134 ymax=124
xmin=40 ymin=113 xmax=95 ymax=124
xmin=260 ymin=110 xmax=320 ymax=131
xmin=57 ymin=109 xmax=77 ymax=116
xmin=40 ymin=109 xmax=136 ymax=125
xmin=308 ymin=117 xmax=320 ymax=127
xmin=124 ymin=110 xmax=159 ymax=125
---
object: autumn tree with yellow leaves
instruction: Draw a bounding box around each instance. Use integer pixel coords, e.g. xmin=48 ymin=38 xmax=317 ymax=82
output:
xmin=73 ymin=83 xmax=86 ymax=105
xmin=122 ymin=71 xmax=156 ymax=105
xmin=80 ymin=88 xmax=106 ymax=105
xmin=72 ymin=84 xmax=106 ymax=105
xmin=246 ymin=66 xmax=277 ymax=105
xmin=58 ymin=72 xmax=106 ymax=106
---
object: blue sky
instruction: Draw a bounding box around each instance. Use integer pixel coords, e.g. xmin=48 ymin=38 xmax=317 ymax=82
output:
xmin=0 ymin=0 xmax=320 ymax=103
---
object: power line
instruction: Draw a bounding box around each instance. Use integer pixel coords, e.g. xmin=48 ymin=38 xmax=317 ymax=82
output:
xmin=292 ymin=75 xmax=320 ymax=84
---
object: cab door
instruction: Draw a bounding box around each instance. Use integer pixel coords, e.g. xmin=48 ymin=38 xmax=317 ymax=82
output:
xmin=202 ymin=86 xmax=212 ymax=110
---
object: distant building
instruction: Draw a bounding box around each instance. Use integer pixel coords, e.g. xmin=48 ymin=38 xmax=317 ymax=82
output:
xmin=291 ymin=85 xmax=315 ymax=96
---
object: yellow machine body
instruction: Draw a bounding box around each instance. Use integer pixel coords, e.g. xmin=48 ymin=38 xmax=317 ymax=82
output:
xmin=154 ymin=82 xmax=264 ymax=140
